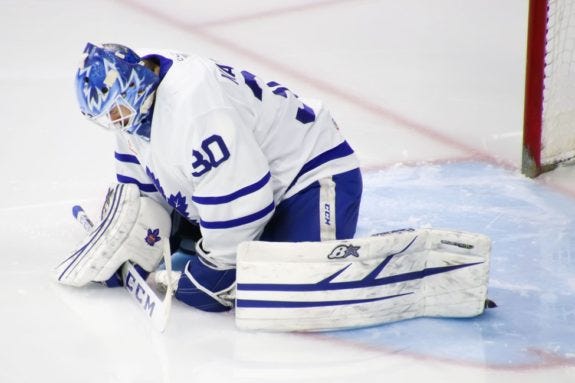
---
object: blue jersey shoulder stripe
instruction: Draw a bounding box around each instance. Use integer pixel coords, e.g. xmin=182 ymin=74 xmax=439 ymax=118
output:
xmin=200 ymin=201 xmax=274 ymax=229
xmin=287 ymin=141 xmax=354 ymax=192
xmin=192 ymin=172 xmax=271 ymax=205
xmin=114 ymin=152 xmax=140 ymax=164
xmin=117 ymin=174 xmax=157 ymax=193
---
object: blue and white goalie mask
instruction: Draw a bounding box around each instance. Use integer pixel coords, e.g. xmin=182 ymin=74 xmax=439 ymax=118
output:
xmin=75 ymin=43 xmax=159 ymax=135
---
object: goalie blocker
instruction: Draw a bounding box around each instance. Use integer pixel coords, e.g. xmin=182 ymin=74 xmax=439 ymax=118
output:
xmin=235 ymin=228 xmax=492 ymax=332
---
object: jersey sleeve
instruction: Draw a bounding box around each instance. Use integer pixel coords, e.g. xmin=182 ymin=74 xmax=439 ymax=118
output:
xmin=183 ymin=108 xmax=275 ymax=268
xmin=114 ymin=133 xmax=173 ymax=212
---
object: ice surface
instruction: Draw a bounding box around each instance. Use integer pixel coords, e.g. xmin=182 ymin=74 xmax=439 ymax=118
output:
xmin=346 ymin=162 xmax=575 ymax=368
xmin=1 ymin=0 xmax=575 ymax=382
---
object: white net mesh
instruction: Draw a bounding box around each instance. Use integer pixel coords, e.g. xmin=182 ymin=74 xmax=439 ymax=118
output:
xmin=542 ymin=0 xmax=575 ymax=166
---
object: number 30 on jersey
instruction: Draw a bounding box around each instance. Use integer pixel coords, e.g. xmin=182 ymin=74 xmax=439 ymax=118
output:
xmin=191 ymin=135 xmax=230 ymax=177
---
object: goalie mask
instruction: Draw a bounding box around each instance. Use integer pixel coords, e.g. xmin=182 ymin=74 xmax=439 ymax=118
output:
xmin=75 ymin=42 xmax=159 ymax=136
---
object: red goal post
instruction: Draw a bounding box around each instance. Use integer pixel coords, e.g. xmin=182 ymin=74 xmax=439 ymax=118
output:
xmin=523 ymin=0 xmax=575 ymax=177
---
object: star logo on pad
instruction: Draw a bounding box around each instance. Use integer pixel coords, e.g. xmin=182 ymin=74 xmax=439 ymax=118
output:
xmin=327 ymin=244 xmax=361 ymax=259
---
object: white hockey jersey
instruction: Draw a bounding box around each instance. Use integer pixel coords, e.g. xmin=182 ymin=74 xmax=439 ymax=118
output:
xmin=114 ymin=51 xmax=359 ymax=268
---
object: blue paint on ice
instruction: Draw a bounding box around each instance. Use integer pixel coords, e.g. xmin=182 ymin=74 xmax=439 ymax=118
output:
xmin=327 ymin=161 xmax=575 ymax=368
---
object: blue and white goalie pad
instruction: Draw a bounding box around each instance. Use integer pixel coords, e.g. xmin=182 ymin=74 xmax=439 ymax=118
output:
xmin=55 ymin=184 xmax=171 ymax=287
xmin=235 ymin=229 xmax=491 ymax=332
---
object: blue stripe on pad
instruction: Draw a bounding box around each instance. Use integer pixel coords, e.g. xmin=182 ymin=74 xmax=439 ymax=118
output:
xmin=236 ymin=292 xmax=412 ymax=308
xmin=237 ymin=263 xmax=484 ymax=292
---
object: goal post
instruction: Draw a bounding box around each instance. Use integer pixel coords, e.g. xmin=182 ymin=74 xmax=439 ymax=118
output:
xmin=522 ymin=0 xmax=575 ymax=177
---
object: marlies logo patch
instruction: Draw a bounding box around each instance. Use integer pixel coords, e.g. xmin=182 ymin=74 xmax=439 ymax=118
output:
xmin=327 ymin=244 xmax=360 ymax=259
xmin=145 ymin=228 xmax=161 ymax=246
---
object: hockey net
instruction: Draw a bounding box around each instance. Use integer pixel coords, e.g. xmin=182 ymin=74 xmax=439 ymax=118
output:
xmin=523 ymin=0 xmax=575 ymax=177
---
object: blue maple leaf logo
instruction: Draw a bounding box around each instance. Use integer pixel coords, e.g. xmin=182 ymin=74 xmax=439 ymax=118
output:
xmin=168 ymin=192 xmax=189 ymax=218
xmin=145 ymin=168 xmax=190 ymax=218
xmin=145 ymin=228 xmax=161 ymax=246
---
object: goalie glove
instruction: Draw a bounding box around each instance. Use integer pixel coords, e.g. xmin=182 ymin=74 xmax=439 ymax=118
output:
xmin=55 ymin=183 xmax=171 ymax=287
xmin=155 ymin=251 xmax=236 ymax=313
